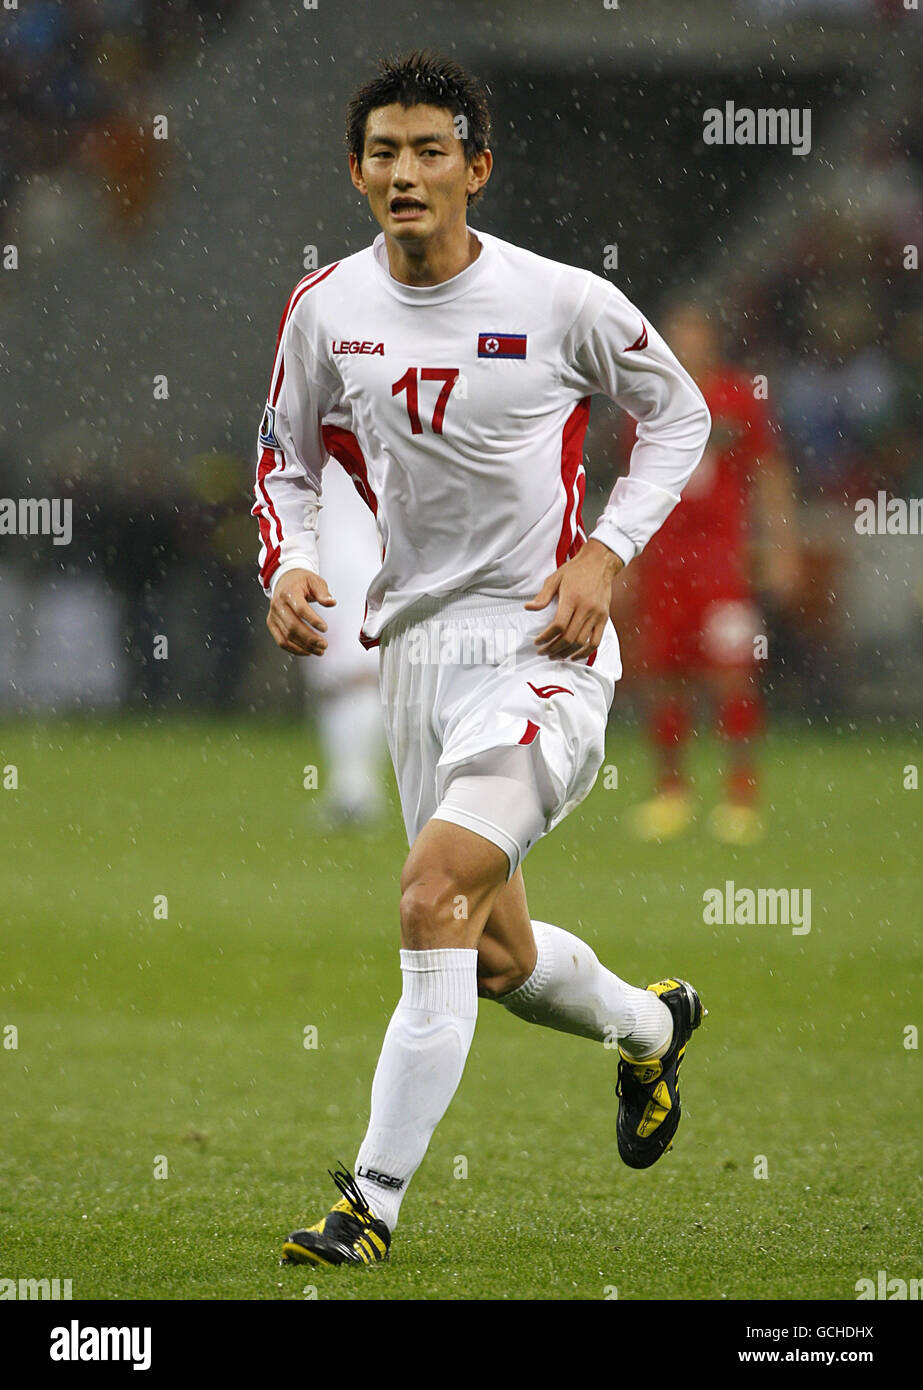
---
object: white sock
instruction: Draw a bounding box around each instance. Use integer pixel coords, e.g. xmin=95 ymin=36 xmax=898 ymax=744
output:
xmin=354 ymin=947 xmax=478 ymax=1232
xmin=319 ymin=682 xmax=385 ymax=814
xmin=497 ymin=920 xmax=673 ymax=1059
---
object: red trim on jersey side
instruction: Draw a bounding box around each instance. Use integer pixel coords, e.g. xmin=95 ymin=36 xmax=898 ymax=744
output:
xmin=321 ymin=424 xmax=383 ymax=649
xmin=322 ymin=425 xmax=379 ymax=518
xmin=519 ymin=720 xmax=540 ymax=746
xmin=556 ymin=396 xmax=591 ymax=568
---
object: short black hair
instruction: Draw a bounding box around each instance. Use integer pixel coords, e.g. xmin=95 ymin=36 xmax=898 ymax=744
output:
xmin=346 ymin=50 xmax=492 ymax=204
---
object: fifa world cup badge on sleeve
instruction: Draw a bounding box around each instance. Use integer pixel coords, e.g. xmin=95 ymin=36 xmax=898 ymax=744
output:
xmin=259 ymin=404 xmax=280 ymax=449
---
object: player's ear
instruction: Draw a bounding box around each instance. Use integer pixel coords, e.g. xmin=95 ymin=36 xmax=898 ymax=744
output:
xmin=349 ymin=152 xmax=368 ymax=195
xmin=466 ymin=147 xmax=492 ymax=200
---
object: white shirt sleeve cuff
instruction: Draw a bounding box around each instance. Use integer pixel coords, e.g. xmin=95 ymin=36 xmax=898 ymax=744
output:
xmin=268 ymin=548 xmax=321 ymax=597
xmin=588 ymin=520 xmax=637 ymax=568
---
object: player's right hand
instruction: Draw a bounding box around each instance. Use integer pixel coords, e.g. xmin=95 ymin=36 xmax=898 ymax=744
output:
xmin=267 ymin=568 xmax=336 ymax=656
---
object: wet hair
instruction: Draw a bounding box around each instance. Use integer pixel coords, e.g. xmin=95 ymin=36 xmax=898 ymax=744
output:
xmin=346 ymin=50 xmax=491 ymax=204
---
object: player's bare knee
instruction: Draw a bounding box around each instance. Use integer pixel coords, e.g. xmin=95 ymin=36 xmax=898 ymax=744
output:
xmin=399 ymin=875 xmax=473 ymax=950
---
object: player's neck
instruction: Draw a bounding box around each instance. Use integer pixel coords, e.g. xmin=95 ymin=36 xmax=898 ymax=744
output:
xmin=383 ymin=225 xmax=481 ymax=287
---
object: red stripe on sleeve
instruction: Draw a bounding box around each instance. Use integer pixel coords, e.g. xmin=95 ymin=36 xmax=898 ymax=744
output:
xmin=255 ymin=446 xmax=283 ymax=588
xmin=268 ymin=262 xmax=340 ymax=406
xmin=255 ymin=263 xmax=342 ymax=590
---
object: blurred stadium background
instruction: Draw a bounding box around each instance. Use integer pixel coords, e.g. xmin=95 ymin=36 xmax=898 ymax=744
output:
xmin=1 ymin=1 xmax=921 ymax=1306
xmin=1 ymin=0 xmax=920 ymax=718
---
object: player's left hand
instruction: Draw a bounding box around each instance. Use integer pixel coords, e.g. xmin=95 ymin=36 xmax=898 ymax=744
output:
xmin=526 ymin=539 xmax=624 ymax=661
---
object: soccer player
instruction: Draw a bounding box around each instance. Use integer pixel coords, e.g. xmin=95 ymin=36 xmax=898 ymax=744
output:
xmin=620 ymin=302 xmax=802 ymax=845
xmin=253 ymin=52 xmax=712 ymax=1268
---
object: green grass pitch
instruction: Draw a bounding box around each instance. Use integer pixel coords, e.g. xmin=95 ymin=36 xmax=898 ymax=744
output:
xmin=0 ymin=715 xmax=920 ymax=1301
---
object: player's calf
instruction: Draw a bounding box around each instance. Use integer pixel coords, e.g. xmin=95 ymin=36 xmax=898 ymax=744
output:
xmin=476 ymin=868 xmax=537 ymax=997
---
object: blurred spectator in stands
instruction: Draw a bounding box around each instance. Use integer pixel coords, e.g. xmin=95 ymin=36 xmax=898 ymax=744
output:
xmin=0 ymin=0 xmax=242 ymax=236
xmin=738 ymin=129 xmax=922 ymax=503
xmin=77 ymin=95 xmax=168 ymax=237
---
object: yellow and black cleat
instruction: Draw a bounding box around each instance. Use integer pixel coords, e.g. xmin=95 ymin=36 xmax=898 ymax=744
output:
xmin=616 ymin=979 xmax=705 ymax=1170
xmin=282 ymin=1165 xmax=390 ymax=1267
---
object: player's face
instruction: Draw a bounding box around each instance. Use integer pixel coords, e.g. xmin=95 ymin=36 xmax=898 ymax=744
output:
xmin=349 ymin=103 xmax=490 ymax=243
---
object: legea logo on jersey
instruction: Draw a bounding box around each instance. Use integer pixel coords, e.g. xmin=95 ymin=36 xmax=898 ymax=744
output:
xmin=331 ymin=340 xmax=385 ymax=356
xmin=478 ymin=333 xmax=527 ymax=360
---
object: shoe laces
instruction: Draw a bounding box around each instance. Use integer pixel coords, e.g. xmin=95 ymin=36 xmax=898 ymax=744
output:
xmin=328 ymin=1163 xmax=374 ymax=1226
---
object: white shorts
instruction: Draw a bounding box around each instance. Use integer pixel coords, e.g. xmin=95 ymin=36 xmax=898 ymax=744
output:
xmin=379 ymin=592 xmax=621 ymax=877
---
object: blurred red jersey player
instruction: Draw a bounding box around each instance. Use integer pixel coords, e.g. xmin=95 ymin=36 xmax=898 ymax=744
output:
xmin=617 ymin=303 xmax=802 ymax=843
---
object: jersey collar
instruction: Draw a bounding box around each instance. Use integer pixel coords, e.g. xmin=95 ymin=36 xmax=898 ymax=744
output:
xmin=371 ymin=229 xmax=492 ymax=304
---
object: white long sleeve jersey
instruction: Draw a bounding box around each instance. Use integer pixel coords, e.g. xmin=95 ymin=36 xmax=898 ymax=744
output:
xmin=253 ymin=228 xmax=711 ymax=647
